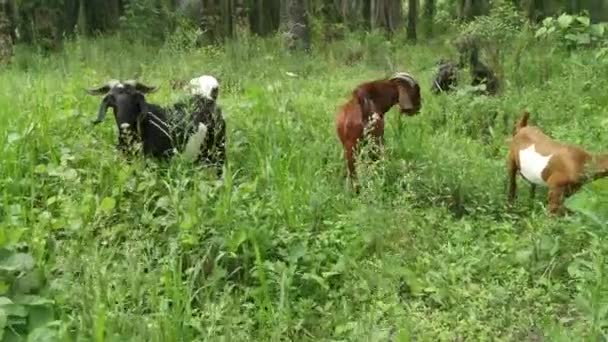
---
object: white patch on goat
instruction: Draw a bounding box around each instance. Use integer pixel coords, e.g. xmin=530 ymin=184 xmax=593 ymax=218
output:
xmin=364 ymin=112 xmax=381 ymax=136
xmin=518 ymin=144 xmax=552 ymax=186
xmin=188 ymin=75 xmax=219 ymax=99
xmin=120 ymin=123 xmax=130 ymax=130
xmin=182 ymin=123 xmax=208 ymax=161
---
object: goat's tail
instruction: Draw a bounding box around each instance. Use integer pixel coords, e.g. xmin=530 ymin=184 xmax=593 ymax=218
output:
xmin=513 ymin=110 xmax=530 ymax=135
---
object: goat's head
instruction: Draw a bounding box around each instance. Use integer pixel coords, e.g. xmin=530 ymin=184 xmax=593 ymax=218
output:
xmin=86 ymin=80 xmax=158 ymax=148
xmin=187 ymin=75 xmax=220 ymax=102
xmin=389 ymin=72 xmax=421 ymax=116
xmin=87 ymin=79 xmax=158 ymax=126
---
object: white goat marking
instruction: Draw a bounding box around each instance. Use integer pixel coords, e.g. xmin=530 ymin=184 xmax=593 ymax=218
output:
xmin=364 ymin=113 xmax=381 ymax=136
xmin=182 ymin=123 xmax=208 ymax=161
xmin=188 ymin=75 xmax=219 ymax=99
xmin=519 ymin=144 xmax=552 ymax=186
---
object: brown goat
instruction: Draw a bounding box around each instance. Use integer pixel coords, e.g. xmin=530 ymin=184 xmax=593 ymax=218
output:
xmin=335 ymin=72 xmax=422 ymax=185
xmin=507 ymin=111 xmax=608 ymax=215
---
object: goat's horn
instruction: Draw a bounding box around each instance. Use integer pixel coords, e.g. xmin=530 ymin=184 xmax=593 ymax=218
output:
xmin=134 ymin=81 xmax=159 ymax=94
xmin=391 ymin=72 xmax=418 ymax=88
xmin=86 ymin=85 xmax=110 ymax=95
xmin=86 ymin=79 xmax=121 ymax=95
xmin=92 ymin=94 xmax=110 ymax=125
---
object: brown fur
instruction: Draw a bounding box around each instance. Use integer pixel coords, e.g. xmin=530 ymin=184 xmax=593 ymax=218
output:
xmin=335 ymin=74 xmax=422 ymax=186
xmin=507 ymin=111 xmax=608 ymax=215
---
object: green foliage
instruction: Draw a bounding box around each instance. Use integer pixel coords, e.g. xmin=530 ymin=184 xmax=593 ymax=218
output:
xmin=162 ymin=17 xmax=202 ymax=53
xmin=460 ymin=0 xmax=524 ymax=47
xmin=535 ymin=13 xmax=608 ymax=49
xmin=457 ymin=0 xmax=525 ymax=71
xmin=566 ymin=179 xmax=608 ymax=228
xmin=119 ymin=0 xmax=176 ymax=43
xmin=0 ymin=228 xmax=59 ymax=340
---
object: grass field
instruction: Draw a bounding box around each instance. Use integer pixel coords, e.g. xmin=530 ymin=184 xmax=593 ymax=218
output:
xmin=1 ymin=28 xmax=608 ymax=341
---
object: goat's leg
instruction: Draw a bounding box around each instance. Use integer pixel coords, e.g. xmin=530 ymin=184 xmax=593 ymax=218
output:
xmin=343 ymin=140 xmax=360 ymax=193
xmin=546 ymin=174 xmax=570 ymax=216
xmin=547 ymin=186 xmax=566 ymax=216
xmin=213 ymin=127 xmax=227 ymax=178
xmin=345 ymin=141 xmax=356 ymax=180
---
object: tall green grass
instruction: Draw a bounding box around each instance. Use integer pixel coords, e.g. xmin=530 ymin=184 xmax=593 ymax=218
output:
xmin=1 ymin=29 xmax=608 ymax=340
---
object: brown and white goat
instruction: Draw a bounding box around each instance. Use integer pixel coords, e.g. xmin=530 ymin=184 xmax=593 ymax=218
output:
xmin=335 ymin=72 xmax=421 ymax=184
xmin=507 ymin=111 xmax=608 ymax=215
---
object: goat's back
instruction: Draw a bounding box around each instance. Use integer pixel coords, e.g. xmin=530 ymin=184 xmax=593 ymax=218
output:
xmin=512 ymin=126 xmax=592 ymax=175
xmin=336 ymin=96 xmax=365 ymax=143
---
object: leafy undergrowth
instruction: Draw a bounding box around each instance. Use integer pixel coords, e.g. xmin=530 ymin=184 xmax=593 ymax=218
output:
xmin=1 ymin=30 xmax=608 ymax=341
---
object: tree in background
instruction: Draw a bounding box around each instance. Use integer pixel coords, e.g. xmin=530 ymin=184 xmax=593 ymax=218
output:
xmin=371 ymin=0 xmax=403 ymax=36
xmin=423 ymin=0 xmax=435 ymax=36
xmin=408 ymin=0 xmax=417 ymax=41
xmin=2 ymin=0 xmax=608 ymax=52
xmin=283 ymin=0 xmax=310 ymax=51
xmin=0 ymin=0 xmax=13 ymax=64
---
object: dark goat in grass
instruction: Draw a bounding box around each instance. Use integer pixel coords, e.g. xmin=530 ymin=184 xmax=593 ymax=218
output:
xmin=468 ymin=47 xmax=500 ymax=95
xmin=431 ymin=59 xmax=459 ymax=94
xmin=455 ymin=35 xmax=500 ymax=95
xmin=86 ymin=76 xmax=226 ymax=176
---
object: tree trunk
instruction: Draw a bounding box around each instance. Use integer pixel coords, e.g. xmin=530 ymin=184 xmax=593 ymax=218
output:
xmin=201 ymin=0 xmax=220 ymax=43
xmin=234 ymin=0 xmax=249 ymax=35
xmin=84 ymin=0 xmax=121 ymax=35
xmin=371 ymin=0 xmax=403 ymax=35
xmin=283 ymin=0 xmax=310 ymax=51
xmin=459 ymin=0 xmax=487 ymax=21
xmin=0 ymin=0 xmax=13 ymax=65
xmin=526 ymin=0 xmax=545 ymax=22
xmin=589 ymin=0 xmax=605 ymax=22
xmin=222 ymin=0 xmax=233 ymax=39
xmin=460 ymin=0 xmax=472 ymax=20
xmin=32 ymin=5 xmax=61 ymax=52
xmin=362 ymin=0 xmax=371 ymax=29
xmin=566 ymin=0 xmax=580 ymax=13
xmin=249 ymin=0 xmax=280 ymax=36
xmin=407 ymin=0 xmax=417 ymax=41
xmin=423 ymin=0 xmax=435 ymax=36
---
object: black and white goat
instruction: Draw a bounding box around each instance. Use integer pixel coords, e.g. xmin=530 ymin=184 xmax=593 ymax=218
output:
xmin=86 ymin=76 xmax=226 ymax=176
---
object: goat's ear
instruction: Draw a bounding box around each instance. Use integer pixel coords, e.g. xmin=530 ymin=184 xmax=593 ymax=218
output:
xmin=134 ymin=83 xmax=158 ymax=94
xmin=396 ymin=84 xmax=414 ymax=111
xmin=86 ymin=85 xmax=111 ymax=95
xmin=92 ymin=94 xmax=111 ymax=125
